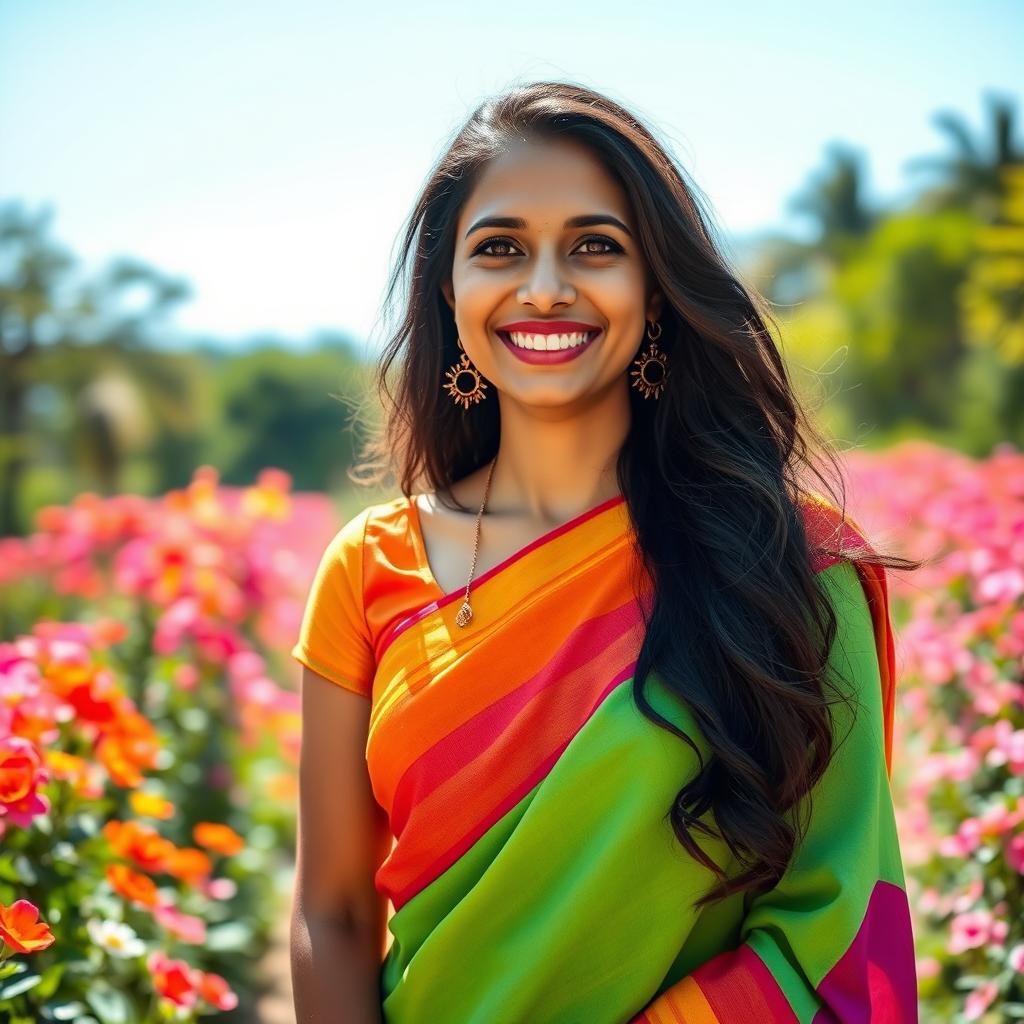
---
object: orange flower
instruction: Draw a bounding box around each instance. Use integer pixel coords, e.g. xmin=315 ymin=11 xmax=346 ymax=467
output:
xmin=97 ymin=736 xmax=144 ymax=789
xmin=193 ymin=822 xmax=245 ymax=857
xmin=106 ymin=863 xmax=159 ymax=907
xmin=103 ymin=820 xmax=176 ymax=873
xmin=0 ymin=899 xmax=56 ymax=955
xmin=91 ymin=617 xmax=130 ymax=646
xmin=45 ymin=750 xmax=103 ymax=799
xmin=164 ymin=847 xmax=212 ymax=886
xmin=0 ymin=737 xmax=49 ymax=827
xmin=0 ymin=745 xmax=36 ymax=803
xmin=129 ymin=791 xmax=175 ymax=821
xmin=241 ymin=470 xmax=291 ymax=521
xmin=195 ymin=968 xmax=239 ymax=1010
xmin=35 ymin=504 xmax=68 ymax=532
xmin=45 ymin=750 xmax=87 ymax=781
xmin=96 ymin=711 xmax=160 ymax=788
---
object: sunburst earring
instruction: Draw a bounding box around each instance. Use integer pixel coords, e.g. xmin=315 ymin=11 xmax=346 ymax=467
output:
xmin=442 ymin=336 xmax=490 ymax=410
xmin=630 ymin=319 xmax=669 ymax=400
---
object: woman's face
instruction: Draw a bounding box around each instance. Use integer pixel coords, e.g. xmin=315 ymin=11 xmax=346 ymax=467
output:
xmin=442 ymin=138 xmax=663 ymax=411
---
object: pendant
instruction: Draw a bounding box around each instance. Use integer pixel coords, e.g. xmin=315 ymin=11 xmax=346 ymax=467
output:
xmin=455 ymin=601 xmax=473 ymax=627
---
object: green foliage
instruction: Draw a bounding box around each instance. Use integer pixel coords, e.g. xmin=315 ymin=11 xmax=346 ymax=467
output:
xmin=206 ymin=338 xmax=371 ymax=493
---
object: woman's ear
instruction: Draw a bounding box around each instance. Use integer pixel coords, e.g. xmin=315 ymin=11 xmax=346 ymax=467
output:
xmin=648 ymin=291 xmax=665 ymax=324
xmin=441 ymin=279 xmax=455 ymax=313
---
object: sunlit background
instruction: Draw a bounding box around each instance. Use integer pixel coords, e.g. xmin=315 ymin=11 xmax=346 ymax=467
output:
xmin=1 ymin=1 xmax=1022 ymax=1020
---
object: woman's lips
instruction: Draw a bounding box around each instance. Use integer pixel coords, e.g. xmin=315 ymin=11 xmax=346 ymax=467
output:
xmin=497 ymin=329 xmax=602 ymax=365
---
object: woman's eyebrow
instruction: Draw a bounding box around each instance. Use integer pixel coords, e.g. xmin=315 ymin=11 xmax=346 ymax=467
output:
xmin=463 ymin=213 xmax=633 ymax=240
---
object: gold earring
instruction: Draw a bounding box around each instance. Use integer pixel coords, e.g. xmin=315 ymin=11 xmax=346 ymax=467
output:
xmin=630 ymin=319 xmax=669 ymax=400
xmin=442 ymin=336 xmax=490 ymax=410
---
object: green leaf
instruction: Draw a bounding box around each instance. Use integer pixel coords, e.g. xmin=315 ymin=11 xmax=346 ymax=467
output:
xmin=42 ymin=1001 xmax=88 ymax=1021
xmin=36 ymin=961 xmax=66 ymax=998
xmin=0 ymin=859 xmax=23 ymax=883
xmin=84 ymin=983 xmax=131 ymax=1024
xmin=205 ymin=919 xmax=253 ymax=952
xmin=0 ymin=970 xmax=42 ymax=998
xmin=0 ymin=959 xmax=24 ymax=979
xmin=13 ymin=854 xmax=37 ymax=884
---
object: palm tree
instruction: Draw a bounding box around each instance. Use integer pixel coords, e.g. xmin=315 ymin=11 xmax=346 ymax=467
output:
xmin=786 ymin=142 xmax=880 ymax=257
xmin=904 ymin=91 xmax=1023 ymax=219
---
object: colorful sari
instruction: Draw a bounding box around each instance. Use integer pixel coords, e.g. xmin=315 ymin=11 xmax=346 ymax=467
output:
xmin=290 ymin=491 xmax=918 ymax=1023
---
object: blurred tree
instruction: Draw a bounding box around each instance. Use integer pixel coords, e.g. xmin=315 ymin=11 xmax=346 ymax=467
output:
xmin=0 ymin=202 xmax=76 ymax=535
xmin=747 ymin=94 xmax=1023 ymax=454
xmin=787 ymin=142 xmax=882 ymax=262
xmin=960 ymin=163 xmax=1024 ymax=440
xmin=831 ymin=209 xmax=978 ymax=438
xmin=0 ymin=200 xmax=200 ymax=534
xmin=206 ymin=333 xmax=373 ymax=494
xmin=905 ymin=91 xmax=1023 ymax=220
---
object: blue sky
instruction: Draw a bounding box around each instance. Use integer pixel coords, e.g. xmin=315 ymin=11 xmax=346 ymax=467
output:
xmin=1 ymin=0 xmax=1020 ymax=353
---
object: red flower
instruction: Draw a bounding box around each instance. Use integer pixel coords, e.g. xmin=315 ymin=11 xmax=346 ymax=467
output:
xmin=147 ymin=949 xmax=198 ymax=1009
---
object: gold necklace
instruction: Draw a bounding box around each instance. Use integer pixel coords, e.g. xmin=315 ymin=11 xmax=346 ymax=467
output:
xmin=455 ymin=455 xmax=498 ymax=628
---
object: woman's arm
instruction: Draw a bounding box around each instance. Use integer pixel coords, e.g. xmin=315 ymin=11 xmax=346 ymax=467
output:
xmin=291 ymin=666 xmax=391 ymax=1024
xmin=630 ymin=559 xmax=918 ymax=1024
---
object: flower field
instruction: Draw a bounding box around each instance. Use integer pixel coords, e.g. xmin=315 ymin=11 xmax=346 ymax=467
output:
xmin=841 ymin=441 xmax=1024 ymax=1021
xmin=1 ymin=442 xmax=1022 ymax=1022
xmin=0 ymin=466 xmax=339 ymax=1021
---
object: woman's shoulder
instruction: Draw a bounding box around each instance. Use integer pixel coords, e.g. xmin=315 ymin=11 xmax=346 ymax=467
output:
xmin=798 ymin=492 xmax=879 ymax=575
xmin=333 ymin=494 xmax=415 ymax=539
xmin=313 ymin=496 xmax=416 ymax=577
xmin=335 ymin=494 xmax=428 ymax=585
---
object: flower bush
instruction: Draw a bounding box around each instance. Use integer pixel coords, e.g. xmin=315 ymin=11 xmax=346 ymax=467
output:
xmin=0 ymin=467 xmax=337 ymax=1021
xmin=841 ymin=440 xmax=1024 ymax=1021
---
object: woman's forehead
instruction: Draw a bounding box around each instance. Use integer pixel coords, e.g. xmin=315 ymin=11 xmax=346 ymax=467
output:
xmin=458 ymin=142 xmax=632 ymax=230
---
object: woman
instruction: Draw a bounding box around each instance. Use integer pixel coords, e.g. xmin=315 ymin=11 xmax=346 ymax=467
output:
xmin=289 ymin=81 xmax=921 ymax=1023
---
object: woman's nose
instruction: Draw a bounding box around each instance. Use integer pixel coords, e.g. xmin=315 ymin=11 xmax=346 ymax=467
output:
xmin=517 ymin=249 xmax=575 ymax=307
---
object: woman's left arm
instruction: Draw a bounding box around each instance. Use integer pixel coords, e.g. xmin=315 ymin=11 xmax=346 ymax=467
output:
xmin=630 ymin=558 xmax=919 ymax=1024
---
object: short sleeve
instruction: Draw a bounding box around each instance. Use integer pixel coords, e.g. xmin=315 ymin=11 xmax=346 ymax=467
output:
xmin=290 ymin=506 xmax=376 ymax=699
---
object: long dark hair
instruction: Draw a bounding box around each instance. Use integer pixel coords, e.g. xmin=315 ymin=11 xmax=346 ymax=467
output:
xmin=351 ymin=80 xmax=922 ymax=908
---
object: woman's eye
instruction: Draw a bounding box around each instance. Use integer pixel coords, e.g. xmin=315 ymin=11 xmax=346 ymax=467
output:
xmin=470 ymin=235 xmax=624 ymax=258
xmin=474 ymin=237 xmax=519 ymax=258
xmin=576 ymin=235 xmax=623 ymax=256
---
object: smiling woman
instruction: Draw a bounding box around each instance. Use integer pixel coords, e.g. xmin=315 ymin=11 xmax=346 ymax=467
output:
xmin=289 ymin=79 xmax=922 ymax=1023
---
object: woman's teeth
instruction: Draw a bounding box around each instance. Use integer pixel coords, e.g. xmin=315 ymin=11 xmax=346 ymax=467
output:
xmin=503 ymin=331 xmax=596 ymax=351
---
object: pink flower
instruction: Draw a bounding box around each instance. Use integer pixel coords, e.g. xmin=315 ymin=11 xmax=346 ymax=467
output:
xmin=950 ymin=879 xmax=984 ymax=914
xmin=173 ymin=663 xmax=200 ymax=692
xmin=949 ymin=907 xmax=1005 ymax=955
xmin=151 ymin=902 xmax=207 ymax=945
xmin=1006 ymin=833 xmax=1024 ymax=874
xmin=964 ymin=979 xmax=998 ymax=1020
xmin=204 ymin=876 xmax=237 ymax=901
xmin=975 ymin=567 xmax=1024 ymax=604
